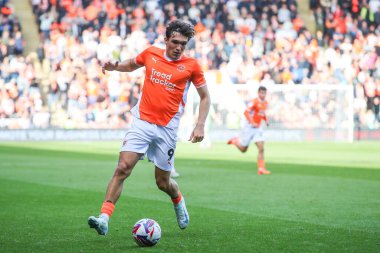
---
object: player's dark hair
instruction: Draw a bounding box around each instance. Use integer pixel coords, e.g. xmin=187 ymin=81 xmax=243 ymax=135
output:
xmin=258 ymin=86 xmax=267 ymax=92
xmin=165 ymin=20 xmax=195 ymax=40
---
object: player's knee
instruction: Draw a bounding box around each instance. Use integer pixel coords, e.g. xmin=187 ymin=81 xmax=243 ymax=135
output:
xmin=241 ymin=147 xmax=248 ymax=153
xmin=155 ymin=178 xmax=169 ymax=192
xmin=114 ymin=161 xmax=133 ymax=179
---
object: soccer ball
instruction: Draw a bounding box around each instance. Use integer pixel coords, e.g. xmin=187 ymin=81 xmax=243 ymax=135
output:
xmin=132 ymin=218 xmax=161 ymax=247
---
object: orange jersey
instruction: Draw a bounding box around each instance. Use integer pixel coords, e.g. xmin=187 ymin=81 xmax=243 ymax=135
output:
xmin=132 ymin=46 xmax=206 ymax=128
xmin=245 ymin=98 xmax=268 ymax=126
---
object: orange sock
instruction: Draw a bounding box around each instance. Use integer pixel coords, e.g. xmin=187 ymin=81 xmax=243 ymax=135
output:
xmin=258 ymin=159 xmax=265 ymax=169
xmin=171 ymin=192 xmax=182 ymax=205
xmin=101 ymin=201 xmax=115 ymax=217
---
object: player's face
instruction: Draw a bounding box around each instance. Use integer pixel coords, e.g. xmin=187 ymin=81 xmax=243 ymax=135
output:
xmin=165 ymin=32 xmax=188 ymax=60
xmin=258 ymin=90 xmax=267 ymax=100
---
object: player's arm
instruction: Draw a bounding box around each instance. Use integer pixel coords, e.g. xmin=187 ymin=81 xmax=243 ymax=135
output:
xmin=102 ymin=58 xmax=142 ymax=74
xmin=244 ymin=105 xmax=258 ymax=127
xmin=244 ymin=109 xmax=252 ymax=123
xmin=263 ymin=114 xmax=269 ymax=127
xmin=189 ymin=85 xmax=211 ymax=143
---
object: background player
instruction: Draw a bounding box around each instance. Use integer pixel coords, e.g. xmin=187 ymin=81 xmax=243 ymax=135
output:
xmin=170 ymin=167 xmax=180 ymax=178
xmin=88 ymin=20 xmax=211 ymax=235
xmin=227 ymin=86 xmax=271 ymax=175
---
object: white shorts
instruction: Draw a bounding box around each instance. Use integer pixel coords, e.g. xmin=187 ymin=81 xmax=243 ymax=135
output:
xmin=120 ymin=117 xmax=177 ymax=171
xmin=240 ymin=123 xmax=265 ymax=147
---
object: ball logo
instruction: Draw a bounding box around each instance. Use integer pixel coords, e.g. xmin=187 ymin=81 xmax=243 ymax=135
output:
xmin=177 ymin=64 xmax=185 ymax=72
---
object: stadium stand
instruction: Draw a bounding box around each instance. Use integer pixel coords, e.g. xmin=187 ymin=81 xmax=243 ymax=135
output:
xmin=0 ymin=0 xmax=48 ymax=129
xmin=0 ymin=0 xmax=379 ymax=134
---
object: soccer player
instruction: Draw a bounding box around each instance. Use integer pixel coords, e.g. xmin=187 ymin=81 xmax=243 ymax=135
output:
xmin=88 ymin=20 xmax=211 ymax=235
xmin=227 ymin=86 xmax=271 ymax=175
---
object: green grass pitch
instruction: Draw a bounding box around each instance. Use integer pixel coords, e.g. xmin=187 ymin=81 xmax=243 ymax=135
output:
xmin=0 ymin=141 xmax=379 ymax=252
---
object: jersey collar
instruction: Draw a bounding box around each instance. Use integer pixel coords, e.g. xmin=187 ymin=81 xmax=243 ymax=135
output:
xmin=164 ymin=51 xmax=183 ymax=62
xmin=258 ymin=97 xmax=265 ymax=102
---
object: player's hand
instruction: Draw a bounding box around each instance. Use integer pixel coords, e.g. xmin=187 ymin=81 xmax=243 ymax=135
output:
xmin=102 ymin=61 xmax=119 ymax=74
xmin=188 ymin=124 xmax=205 ymax=143
xmin=266 ymin=122 xmax=269 ymax=127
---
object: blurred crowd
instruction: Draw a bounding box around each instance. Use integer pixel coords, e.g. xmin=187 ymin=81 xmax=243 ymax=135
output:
xmin=0 ymin=0 xmax=47 ymax=129
xmin=309 ymin=0 xmax=380 ymax=129
xmin=0 ymin=0 xmax=379 ymax=130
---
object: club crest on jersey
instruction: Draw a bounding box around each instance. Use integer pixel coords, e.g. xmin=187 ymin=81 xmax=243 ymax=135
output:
xmin=177 ymin=64 xmax=185 ymax=72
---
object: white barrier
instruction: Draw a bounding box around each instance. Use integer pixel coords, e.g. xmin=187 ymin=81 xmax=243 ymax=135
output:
xmin=0 ymin=129 xmax=126 ymax=141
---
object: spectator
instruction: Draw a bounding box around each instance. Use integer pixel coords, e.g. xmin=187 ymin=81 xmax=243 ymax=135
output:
xmin=2 ymin=0 xmax=378 ymax=130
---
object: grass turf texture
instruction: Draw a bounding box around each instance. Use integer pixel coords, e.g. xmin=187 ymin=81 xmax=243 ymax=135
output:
xmin=0 ymin=141 xmax=379 ymax=253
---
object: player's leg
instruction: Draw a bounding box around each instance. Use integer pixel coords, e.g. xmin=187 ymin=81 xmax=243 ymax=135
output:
xmin=104 ymin=151 xmax=142 ymax=203
xmin=256 ymin=141 xmax=265 ymax=164
xmin=155 ymin=166 xmax=189 ymax=229
xmin=255 ymin=141 xmax=270 ymax=175
xmin=228 ymin=124 xmax=253 ymax=152
xmin=252 ymin=128 xmax=270 ymax=175
xmin=155 ymin=166 xmax=179 ymax=199
xmin=150 ymin=126 xmax=188 ymax=229
xmin=227 ymin=136 xmax=249 ymax=152
xmin=89 ymin=117 xmax=152 ymax=235
xmin=88 ymin=151 xmax=141 ymax=235
xmin=235 ymin=141 xmax=249 ymax=152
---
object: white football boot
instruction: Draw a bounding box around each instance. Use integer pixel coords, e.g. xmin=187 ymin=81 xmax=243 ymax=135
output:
xmin=170 ymin=169 xmax=180 ymax=178
xmin=173 ymin=197 xmax=189 ymax=229
xmin=88 ymin=215 xmax=108 ymax=235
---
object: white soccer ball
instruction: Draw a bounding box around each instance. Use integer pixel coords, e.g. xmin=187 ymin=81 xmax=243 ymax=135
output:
xmin=132 ymin=218 xmax=161 ymax=247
